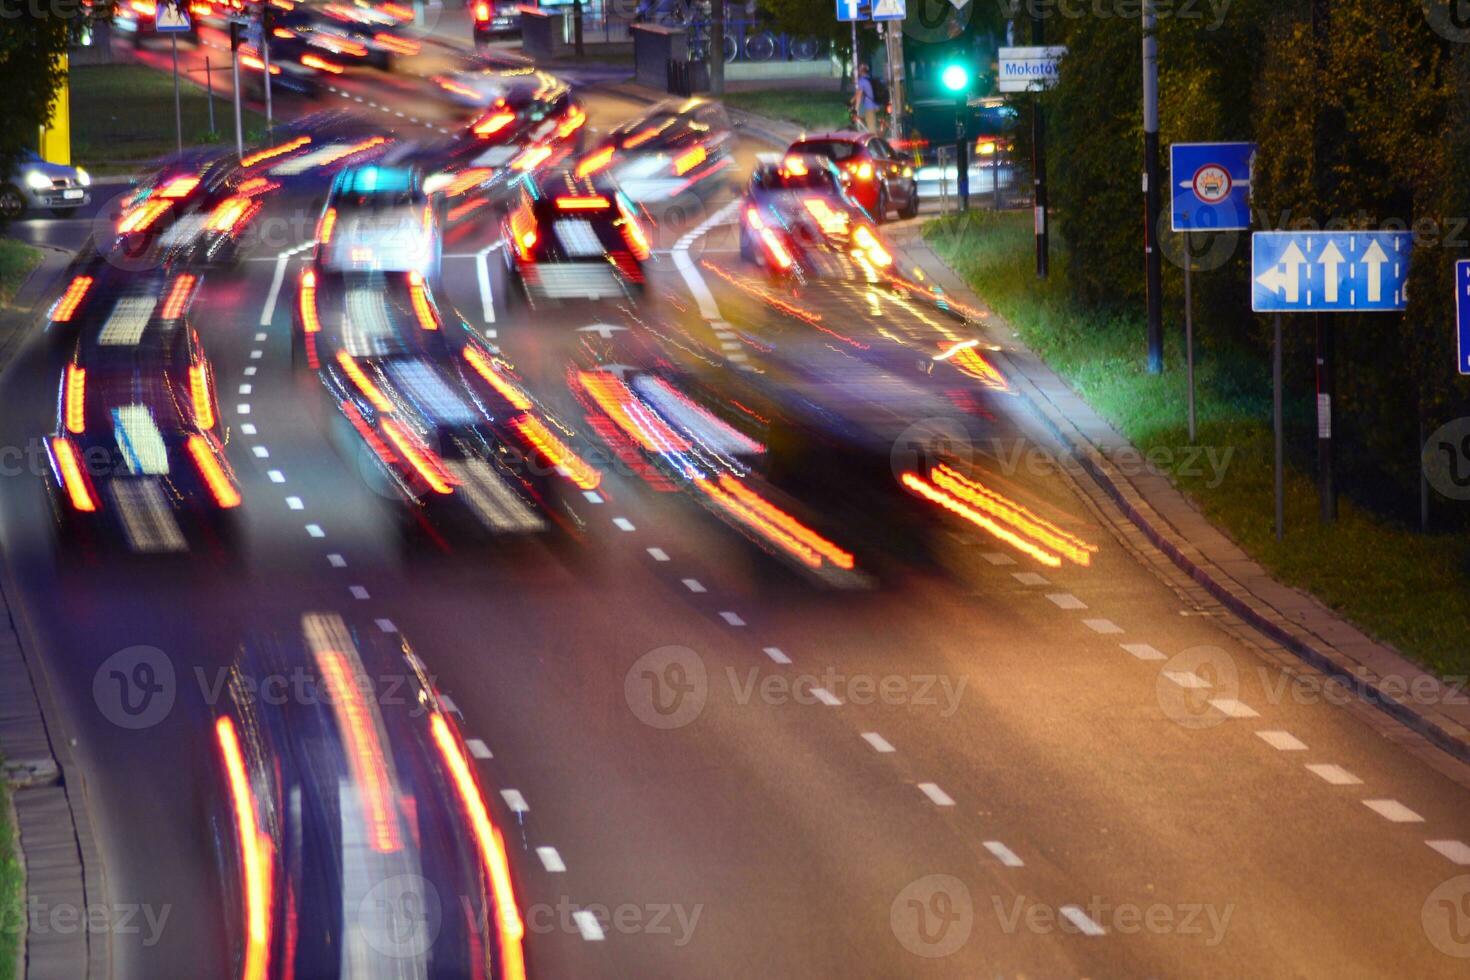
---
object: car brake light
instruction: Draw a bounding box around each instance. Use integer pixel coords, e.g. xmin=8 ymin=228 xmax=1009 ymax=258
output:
xmin=556 ymin=195 xmax=610 ymax=210
xmin=159 ymin=175 xmax=200 ymax=199
xmin=464 ymin=347 xmax=532 ymax=410
xmin=429 ymin=713 xmax=527 ymax=980
xmin=302 ymin=53 xmax=345 ymax=74
xmin=316 ymin=207 xmax=336 ymax=244
xmin=556 ymin=107 xmax=586 ymax=139
xmin=407 ymin=271 xmax=437 ymax=330
xmin=473 ymin=112 xmax=515 ymax=137
xmin=190 ymin=362 xmax=215 ymax=430
xmin=49 ymin=275 xmax=92 ymax=323
xmin=64 ymin=364 xmax=85 ymax=434
xmin=206 ymin=196 xmax=252 ymax=233
xmin=298 ymin=268 xmax=320 ymax=334
xmin=381 ymin=418 xmax=455 ymax=494
xmin=508 ymin=205 xmax=537 ymax=259
xmin=188 ymin=435 xmax=241 ymax=508
xmin=781 ymin=155 xmax=808 ymax=176
xmin=161 ymin=273 xmax=196 ymax=320
xmin=473 ymin=0 xmax=488 ymax=18
xmin=849 ymin=160 xmax=874 ymax=180
xmin=512 ymin=145 xmax=552 ymax=171
xmin=215 ymin=716 xmax=273 ymax=980
xmin=575 ymin=145 xmax=614 ymax=178
xmin=672 ymin=145 xmax=707 ymax=176
xmin=760 ymin=228 xmax=793 ymax=270
xmin=616 ymin=197 xmax=650 ymax=261
xmin=272 ymin=26 xmax=293 ymax=38
xmin=117 ymin=199 xmax=171 ymax=234
xmin=511 ymin=414 xmax=601 ymax=490
xmin=51 ymin=438 xmax=97 ymax=512
xmin=745 ymin=207 xmax=765 ymax=231
xmin=336 ymin=351 xmax=393 ymax=413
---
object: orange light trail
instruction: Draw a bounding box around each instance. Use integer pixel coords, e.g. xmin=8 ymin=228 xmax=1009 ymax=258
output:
xmin=160 ymin=274 xmax=196 ymax=320
xmin=215 ymin=716 xmax=273 ymax=980
xmin=701 ymin=474 xmax=855 ymax=570
xmin=901 ymin=472 xmax=1063 ymax=568
xmin=473 ymin=111 xmax=515 ymax=137
xmin=556 ymin=195 xmax=609 ymax=210
xmin=579 ymin=371 xmax=690 ymax=457
xmin=511 ymin=414 xmax=601 ymax=490
xmin=51 ymin=438 xmax=96 ymax=512
xmin=64 ymin=364 xmax=86 ymax=434
xmin=511 ymin=145 xmax=552 ymax=172
xmin=575 ymin=145 xmax=614 ymax=178
xmin=298 ymin=269 xmax=320 ymax=334
xmin=931 ymin=464 xmax=1096 ymax=565
xmin=407 ymin=272 xmax=437 ymax=330
xmin=117 ymin=199 xmax=171 ymax=234
xmin=381 ymin=418 xmax=456 ymax=495
xmin=158 ymin=175 xmax=200 ymax=199
xmin=314 ymin=647 xmax=406 ymax=851
xmin=190 ymin=363 xmax=215 ymax=430
xmin=463 ymin=346 xmax=531 ymax=410
xmin=241 ymin=135 xmax=311 ymax=168
xmin=48 ymin=276 xmax=92 ymax=323
xmin=188 ymin=435 xmax=242 ymax=508
xmin=556 ymin=106 xmax=586 ymax=139
xmin=301 ymin=53 xmax=344 ymax=74
xmin=373 ymin=32 xmax=419 ymax=54
xmin=336 ymin=351 xmax=393 ymax=413
xmin=429 ymin=714 xmax=527 ymax=980
xmin=311 ymin=136 xmax=389 ymax=170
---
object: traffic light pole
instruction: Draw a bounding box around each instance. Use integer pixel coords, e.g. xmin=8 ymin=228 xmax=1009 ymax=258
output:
xmin=1031 ymin=11 xmax=1048 ymax=279
xmin=261 ymin=8 xmax=274 ymax=137
xmin=955 ymin=97 xmax=969 ymax=211
xmin=1142 ymin=0 xmax=1164 ymax=374
xmin=230 ymin=21 xmax=244 ymax=160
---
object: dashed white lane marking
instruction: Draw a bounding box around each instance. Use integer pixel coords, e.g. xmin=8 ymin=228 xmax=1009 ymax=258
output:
xmin=1162 ymin=670 xmax=1211 ymax=689
xmin=720 ymin=612 xmax=746 ymax=626
xmin=244 ymin=366 xmax=257 ymax=377
xmin=254 ymin=332 xmax=266 ymax=342
xmin=475 ymin=242 xmax=498 ymax=324
xmin=1362 ymin=799 xmax=1424 ymax=823
xmin=249 ymin=349 xmax=263 ymax=359
xmin=501 ymin=789 xmax=529 ymax=814
xmin=763 ymin=647 xmax=791 ymax=664
xmin=349 ymin=585 xmax=370 ymax=600
xmin=647 ymin=547 xmax=670 ymax=561
xmin=1121 ymin=643 xmax=1166 ymax=661
xmin=1426 ymin=840 xmax=1470 ymax=865
xmin=682 ymin=578 xmax=706 ymax=593
xmin=1305 ymin=764 xmax=1362 ymax=786
xmin=1011 ymin=572 xmax=1048 ymax=586
xmin=240 ymin=384 xmax=254 ymax=395
xmin=1046 ymin=593 xmax=1087 ymax=610
xmin=537 ymin=846 xmax=567 ymax=872
xmin=240 ymin=423 xmax=257 ymax=435
xmin=582 ymin=490 xmax=603 ymax=504
xmin=1208 ymin=697 xmax=1259 ymax=718
xmin=236 ymin=403 xmax=252 ymax=415
xmin=1060 ymin=906 xmax=1107 ymax=936
xmin=437 ymin=695 xmax=458 ymax=715
xmin=1256 ymin=730 xmax=1307 ymax=751
xmin=981 ymin=552 xmax=1016 ymax=565
xmin=252 ymin=445 xmax=269 ymax=457
xmin=810 ymin=687 xmax=842 ymax=706
xmin=260 ymin=252 xmax=290 ymax=326
xmin=861 ymin=732 xmax=894 ymax=753
xmin=983 ymin=841 xmax=1024 ymax=867
xmin=917 ymin=783 xmax=955 ymax=806
xmin=573 ymin=911 xmax=605 ymax=941
xmin=286 ymin=496 xmax=304 ymax=510
xmin=306 ymin=524 xmax=325 ymax=538
xmin=613 ymin=517 xmax=635 ymax=531
xmin=466 ymin=738 xmax=493 ymax=759
xmin=375 ymin=618 xmax=397 ymax=632
xmin=268 ymin=470 xmax=285 ymax=483
xmin=1083 ymin=618 xmax=1123 ymax=634
xmin=327 ymin=553 xmax=346 ymax=567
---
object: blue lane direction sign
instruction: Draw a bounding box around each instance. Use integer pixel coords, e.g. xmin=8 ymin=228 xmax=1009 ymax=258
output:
xmin=871 ymin=0 xmax=905 ymax=20
xmin=836 ymin=0 xmax=864 ymax=21
xmin=155 ymin=2 xmax=191 ymax=31
xmin=1171 ymin=142 xmax=1254 ymax=232
xmin=1251 ymin=231 xmax=1411 ymax=313
xmin=1457 ymin=260 xmax=1470 ymax=375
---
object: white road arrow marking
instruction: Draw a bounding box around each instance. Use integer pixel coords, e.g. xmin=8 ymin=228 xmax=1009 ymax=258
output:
xmin=1362 ymin=239 xmax=1389 ymax=303
xmin=577 ymin=323 xmax=626 ymax=338
xmin=1318 ymin=240 xmax=1345 ymax=304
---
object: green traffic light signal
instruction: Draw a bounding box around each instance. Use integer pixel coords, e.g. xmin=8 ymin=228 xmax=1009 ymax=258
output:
xmin=941 ymin=63 xmax=970 ymax=94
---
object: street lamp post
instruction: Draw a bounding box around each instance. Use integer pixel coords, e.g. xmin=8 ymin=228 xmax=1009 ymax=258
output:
xmin=1142 ymin=0 xmax=1164 ymax=374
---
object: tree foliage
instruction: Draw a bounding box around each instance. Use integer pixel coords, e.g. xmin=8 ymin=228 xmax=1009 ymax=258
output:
xmin=0 ymin=9 xmax=91 ymax=206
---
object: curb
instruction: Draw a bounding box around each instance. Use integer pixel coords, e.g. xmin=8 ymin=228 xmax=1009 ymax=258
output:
xmin=0 ymin=250 xmax=107 ymax=979
xmin=895 ymin=228 xmax=1470 ymax=767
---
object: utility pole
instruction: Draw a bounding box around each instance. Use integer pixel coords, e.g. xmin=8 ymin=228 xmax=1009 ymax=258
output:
xmin=172 ymin=34 xmax=183 ymax=157
xmin=1031 ymin=9 xmax=1048 ymax=279
xmin=709 ymin=0 xmax=725 ymax=96
xmin=1142 ymin=0 xmax=1164 ymax=374
xmin=885 ymin=22 xmax=904 ymax=145
xmin=230 ymin=21 xmax=244 ymax=159
xmin=573 ymin=0 xmax=584 ymax=58
xmin=261 ymin=5 xmax=274 ymax=138
xmin=1312 ymin=0 xmax=1336 ymax=522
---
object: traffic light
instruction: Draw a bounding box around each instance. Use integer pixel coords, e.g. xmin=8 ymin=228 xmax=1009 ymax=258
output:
xmin=940 ymin=62 xmax=970 ymax=95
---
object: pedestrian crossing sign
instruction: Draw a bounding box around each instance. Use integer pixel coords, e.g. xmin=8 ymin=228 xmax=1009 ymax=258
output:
xmin=872 ymin=0 xmax=905 ymax=20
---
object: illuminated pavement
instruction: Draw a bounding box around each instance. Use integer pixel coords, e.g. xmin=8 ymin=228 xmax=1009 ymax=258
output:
xmin=2 ymin=29 xmax=1470 ymax=980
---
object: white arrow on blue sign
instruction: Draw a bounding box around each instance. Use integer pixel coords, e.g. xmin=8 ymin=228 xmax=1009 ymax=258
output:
xmin=1457 ymin=260 xmax=1470 ymax=375
xmin=1251 ymin=231 xmax=1411 ymax=313
xmin=836 ymin=0 xmax=864 ymax=21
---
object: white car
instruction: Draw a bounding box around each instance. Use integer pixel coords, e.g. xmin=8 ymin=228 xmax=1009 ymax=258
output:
xmin=3 ymin=150 xmax=91 ymax=219
xmin=314 ymin=165 xmax=439 ymax=276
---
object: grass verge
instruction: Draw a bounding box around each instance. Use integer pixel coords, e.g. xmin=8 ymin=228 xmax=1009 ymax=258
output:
xmin=721 ymin=88 xmax=849 ymax=134
xmin=0 ymin=240 xmax=42 ymax=308
xmin=0 ymin=778 xmax=19 ymax=980
xmin=71 ymin=63 xmax=266 ymax=167
xmin=927 ymin=210 xmax=1470 ymax=680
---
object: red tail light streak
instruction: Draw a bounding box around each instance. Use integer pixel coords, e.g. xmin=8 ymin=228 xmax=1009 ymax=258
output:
xmin=473 ymin=111 xmax=516 ymax=137
xmin=463 ymin=346 xmax=532 ymax=410
xmin=64 ymin=364 xmax=86 ymax=434
xmin=215 ymin=716 xmax=273 ymax=980
xmin=190 ymin=362 xmax=216 ymax=430
xmin=697 ymin=474 xmax=855 ymax=571
xmin=160 ymin=273 xmax=196 ymax=320
xmin=48 ymin=275 xmax=92 ymax=323
xmin=314 ymin=646 xmax=406 ymax=851
xmin=51 ymin=438 xmax=97 ymax=512
xmin=188 ymin=435 xmax=242 ymax=508
xmin=511 ymin=413 xmax=602 ymax=490
xmin=336 ymin=351 xmax=394 ymax=414
xmin=241 ymin=135 xmax=311 ymax=168
xmin=575 ymin=145 xmax=614 ymax=178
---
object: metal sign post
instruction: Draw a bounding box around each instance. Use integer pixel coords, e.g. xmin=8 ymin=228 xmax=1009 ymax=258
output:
xmin=998 ymin=42 xmax=1064 ymax=279
xmin=230 ymin=21 xmax=244 ymax=160
xmin=1273 ymin=312 xmax=1284 ymax=541
xmin=1184 ymin=231 xmax=1195 ymax=440
xmin=1143 ymin=0 xmax=1163 ymax=373
xmin=172 ymin=36 xmax=183 ymax=156
xmin=155 ymin=3 xmax=191 ymax=157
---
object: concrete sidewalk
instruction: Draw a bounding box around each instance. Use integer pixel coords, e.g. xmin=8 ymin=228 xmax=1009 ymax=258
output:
xmin=891 ymin=225 xmax=1470 ymax=768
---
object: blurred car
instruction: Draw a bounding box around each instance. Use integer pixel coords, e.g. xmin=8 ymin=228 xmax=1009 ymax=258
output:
xmin=1 ymin=149 xmax=91 ymax=220
xmin=211 ymin=612 xmax=528 ymax=980
xmin=150 ymin=157 xmax=273 ymax=266
xmin=502 ymin=171 xmax=650 ymax=305
xmin=738 ymin=154 xmax=893 ymax=277
xmin=314 ymin=165 xmax=440 ymax=277
xmin=786 ymin=131 xmax=919 ymax=222
xmin=43 ymin=262 xmax=167 ymax=346
xmin=296 ymin=266 xmax=594 ymax=538
xmin=314 ymin=0 xmax=422 ymax=66
xmin=472 ymin=0 xmax=522 ymax=42
xmin=575 ymin=97 xmax=733 ymax=203
xmin=44 ymin=272 xmax=240 ymax=554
